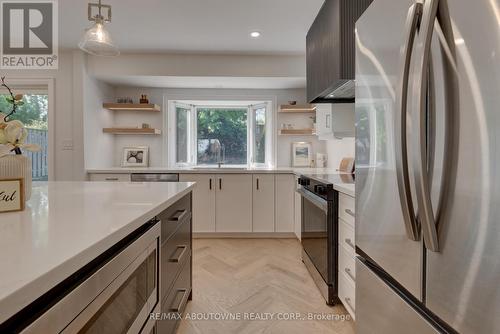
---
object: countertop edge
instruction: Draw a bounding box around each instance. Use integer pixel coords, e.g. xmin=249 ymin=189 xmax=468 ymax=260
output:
xmin=86 ymin=168 xmax=356 ymax=197
xmin=87 ymin=168 xmax=296 ymax=174
xmin=0 ymin=183 xmax=196 ymax=325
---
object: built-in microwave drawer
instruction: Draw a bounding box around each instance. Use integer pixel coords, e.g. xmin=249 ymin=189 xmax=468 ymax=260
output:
xmin=158 ymin=194 xmax=191 ymax=242
xmin=21 ymin=222 xmax=160 ymax=334
xmin=158 ymin=258 xmax=192 ymax=334
xmin=161 ymin=215 xmax=191 ymax=300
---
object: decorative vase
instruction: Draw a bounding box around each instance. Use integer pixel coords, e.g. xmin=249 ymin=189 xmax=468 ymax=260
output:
xmin=0 ymin=155 xmax=32 ymax=200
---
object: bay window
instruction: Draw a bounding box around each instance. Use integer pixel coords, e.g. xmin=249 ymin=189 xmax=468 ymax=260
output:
xmin=169 ymin=101 xmax=273 ymax=167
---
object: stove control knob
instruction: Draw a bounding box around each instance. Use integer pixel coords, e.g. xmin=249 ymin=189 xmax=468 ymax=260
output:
xmin=316 ymin=185 xmax=326 ymax=195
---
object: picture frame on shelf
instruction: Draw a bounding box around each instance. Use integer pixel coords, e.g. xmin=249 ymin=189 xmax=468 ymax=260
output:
xmin=292 ymin=142 xmax=312 ymax=167
xmin=0 ymin=178 xmax=24 ymax=213
xmin=122 ymin=146 xmax=149 ymax=167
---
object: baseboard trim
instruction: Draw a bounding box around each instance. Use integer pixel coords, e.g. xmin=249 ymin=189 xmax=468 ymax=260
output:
xmin=193 ymin=232 xmax=297 ymax=239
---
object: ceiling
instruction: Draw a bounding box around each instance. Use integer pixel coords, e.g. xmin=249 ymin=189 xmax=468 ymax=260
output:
xmin=60 ymin=0 xmax=324 ymax=55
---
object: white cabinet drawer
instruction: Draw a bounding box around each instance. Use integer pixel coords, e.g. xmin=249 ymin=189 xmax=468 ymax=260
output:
xmin=89 ymin=173 xmax=131 ymax=182
xmin=339 ymin=270 xmax=356 ymax=319
xmin=339 ymin=244 xmax=356 ymax=283
xmin=339 ymin=218 xmax=355 ymax=253
xmin=338 ymin=193 xmax=355 ymax=227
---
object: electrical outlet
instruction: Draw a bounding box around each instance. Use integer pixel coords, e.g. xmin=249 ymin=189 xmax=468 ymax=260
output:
xmin=61 ymin=139 xmax=73 ymax=151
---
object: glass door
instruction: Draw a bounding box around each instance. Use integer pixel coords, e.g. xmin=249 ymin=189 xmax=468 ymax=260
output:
xmin=0 ymin=92 xmax=49 ymax=180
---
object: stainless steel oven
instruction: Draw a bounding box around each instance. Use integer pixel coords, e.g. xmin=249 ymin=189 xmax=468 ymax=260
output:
xmin=22 ymin=222 xmax=160 ymax=334
xmin=297 ymin=176 xmax=339 ymax=305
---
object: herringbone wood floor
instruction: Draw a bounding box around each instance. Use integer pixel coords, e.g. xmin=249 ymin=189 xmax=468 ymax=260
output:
xmin=177 ymin=239 xmax=355 ymax=334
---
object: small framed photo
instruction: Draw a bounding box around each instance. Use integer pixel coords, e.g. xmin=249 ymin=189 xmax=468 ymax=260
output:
xmin=0 ymin=178 xmax=24 ymax=213
xmin=292 ymin=142 xmax=312 ymax=167
xmin=122 ymin=146 xmax=149 ymax=167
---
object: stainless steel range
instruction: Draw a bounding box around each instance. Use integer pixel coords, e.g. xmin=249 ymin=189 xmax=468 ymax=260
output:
xmin=297 ymin=174 xmax=354 ymax=305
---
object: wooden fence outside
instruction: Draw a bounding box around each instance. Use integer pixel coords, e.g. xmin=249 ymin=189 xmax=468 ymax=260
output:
xmin=26 ymin=128 xmax=48 ymax=181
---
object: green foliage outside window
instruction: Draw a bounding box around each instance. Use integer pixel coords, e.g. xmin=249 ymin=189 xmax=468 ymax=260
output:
xmin=197 ymin=108 xmax=247 ymax=165
xmin=0 ymin=95 xmax=48 ymax=129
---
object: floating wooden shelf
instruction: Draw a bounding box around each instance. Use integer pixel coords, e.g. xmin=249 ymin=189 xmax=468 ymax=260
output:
xmin=279 ymin=128 xmax=315 ymax=136
xmin=279 ymin=104 xmax=316 ymax=113
xmin=103 ymin=128 xmax=162 ymax=135
xmin=103 ymin=103 xmax=161 ymax=112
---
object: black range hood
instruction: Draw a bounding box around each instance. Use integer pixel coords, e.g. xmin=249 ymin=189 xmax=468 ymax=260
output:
xmin=306 ymin=0 xmax=373 ymax=103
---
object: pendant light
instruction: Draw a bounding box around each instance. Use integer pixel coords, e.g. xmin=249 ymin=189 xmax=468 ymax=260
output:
xmin=78 ymin=0 xmax=120 ymax=56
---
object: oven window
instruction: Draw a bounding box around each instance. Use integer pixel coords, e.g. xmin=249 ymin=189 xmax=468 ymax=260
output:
xmin=301 ymin=198 xmax=329 ymax=282
xmin=78 ymin=251 xmax=157 ymax=333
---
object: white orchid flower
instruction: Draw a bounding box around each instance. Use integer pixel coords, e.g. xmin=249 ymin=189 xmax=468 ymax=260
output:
xmin=4 ymin=120 xmax=28 ymax=145
xmin=0 ymin=117 xmax=41 ymax=157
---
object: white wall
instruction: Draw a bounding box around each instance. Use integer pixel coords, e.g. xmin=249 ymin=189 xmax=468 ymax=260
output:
xmin=111 ymin=87 xmax=164 ymax=167
xmin=86 ymin=86 xmax=326 ymax=168
xmin=89 ymin=53 xmax=306 ymax=79
xmin=83 ymin=68 xmax=116 ymax=169
xmin=0 ymin=51 xmax=85 ymax=181
xmin=325 ymin=137 xmax=355 ymax=169
xmin=1 ymin=51 xmax=322 ymax=178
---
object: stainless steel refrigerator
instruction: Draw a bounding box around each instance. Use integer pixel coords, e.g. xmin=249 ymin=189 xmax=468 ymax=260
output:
xmin=355 ymin=0 xmax=500 ymax=333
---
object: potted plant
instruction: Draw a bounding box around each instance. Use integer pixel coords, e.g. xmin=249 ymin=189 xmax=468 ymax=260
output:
xmin=0 ymin=77 xmax=40 ymax=200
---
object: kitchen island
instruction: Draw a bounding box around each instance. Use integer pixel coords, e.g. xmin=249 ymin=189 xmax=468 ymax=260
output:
xmin=0 ymin=181 xmax=195 ymax=333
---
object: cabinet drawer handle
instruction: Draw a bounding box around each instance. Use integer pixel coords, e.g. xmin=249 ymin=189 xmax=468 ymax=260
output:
xmin=256 ymin=178 xmax=260 ymax=190
xmin=344 ymin=297 xmax=355 ymax=313
xmin=169 ymin=288 xmax=190 ymax=312
xmin=345 ymin=209 xmax=355 ymax=217
xmin=344 ymin=267 xmax=355 ymax=282
xmin=168 ymin=210 xmax=188 ymax=223
xmin=219 ymin=178 xmax=222 ymax=190
xmin=169 ymin=245 xmax=188 ymax=263
xmin=209 ymin=178 xmax=212 ymax=190
xmin=345 ymin=238 xmax=355 ymax=251
xmin=105 ymin=177 xmax=119 ymax=181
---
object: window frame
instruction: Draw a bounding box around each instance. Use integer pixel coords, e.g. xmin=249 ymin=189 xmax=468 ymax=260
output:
xmin=168 ymin=100 xmax=274 ymax=168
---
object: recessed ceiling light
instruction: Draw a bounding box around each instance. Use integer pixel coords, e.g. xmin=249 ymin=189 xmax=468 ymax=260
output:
xmin=250 ymin=31 xmax=261 ymax=38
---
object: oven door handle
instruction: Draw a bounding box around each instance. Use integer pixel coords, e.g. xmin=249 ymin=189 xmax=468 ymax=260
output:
xmin=296 ymin=188 xmax=328 ymax=213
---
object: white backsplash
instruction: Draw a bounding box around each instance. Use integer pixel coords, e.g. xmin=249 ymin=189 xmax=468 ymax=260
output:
xmin=325 ymin=137 xmax=355 ymax=170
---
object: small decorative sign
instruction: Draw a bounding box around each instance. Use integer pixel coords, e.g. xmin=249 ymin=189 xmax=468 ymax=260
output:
xmin=0 ymin=178 xmax=24 ymax=213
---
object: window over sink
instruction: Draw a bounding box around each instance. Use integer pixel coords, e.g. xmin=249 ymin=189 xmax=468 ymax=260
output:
xmin=168 ymin=100 xmax=273 ymax=168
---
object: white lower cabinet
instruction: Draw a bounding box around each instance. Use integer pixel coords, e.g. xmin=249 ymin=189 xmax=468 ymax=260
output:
xmin=215 ymin=174 xmax=253 ymax=232
xmin=338 ymin=192 xmax=356 ymax=319
xmin=252 ymin=174 xmax=275 ymax=232
xmin=275 ymin=174 xmax=295 ymax=233
xmin=89 ymin=173 xmax=131 ymax=182
xmin=181 ymin=173 xmax=295 ymax=234
xmin=179 ymin=174 xmax=216 ymax=232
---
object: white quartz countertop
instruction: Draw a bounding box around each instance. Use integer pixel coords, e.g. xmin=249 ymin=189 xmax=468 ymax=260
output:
xmin=0 ymin=181 xmax=195 ymax=324
xmin=86 ymin=166 xmax=341 ymax=175
xmin=86 ymin=167 xmax=356 ymax=196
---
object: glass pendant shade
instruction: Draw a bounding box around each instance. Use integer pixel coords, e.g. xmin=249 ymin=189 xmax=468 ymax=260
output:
xmin=78 ymin=21 xmax=120 ymax=56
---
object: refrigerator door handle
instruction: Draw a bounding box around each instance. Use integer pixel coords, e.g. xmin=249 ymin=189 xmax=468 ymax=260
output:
xmin=413 ymin=0 xmax=458 ymax=252
xmin=394 ymin=2 xmax=423 ymax=241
